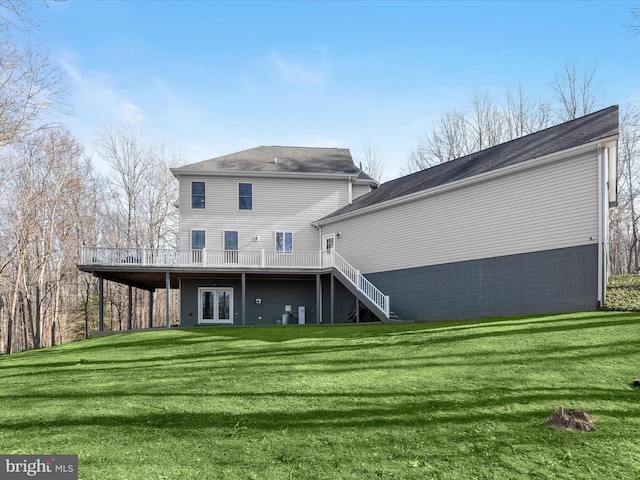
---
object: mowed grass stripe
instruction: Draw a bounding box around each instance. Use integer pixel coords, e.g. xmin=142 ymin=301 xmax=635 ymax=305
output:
xmin=1 ymin=311 xmax=639 ymax=479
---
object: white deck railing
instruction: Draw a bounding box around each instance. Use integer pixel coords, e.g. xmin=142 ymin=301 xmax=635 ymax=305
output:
xmin=331 ymin=250 xmax=390 ymax=319
xmin=81 ymin=247 xmax=326 ymax=270
xmin=80 ymin=246 xmax=390 ymax=319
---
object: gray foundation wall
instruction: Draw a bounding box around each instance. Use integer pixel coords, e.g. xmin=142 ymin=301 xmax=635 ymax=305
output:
xmin=179 ymin=275 xmax=356 ymax=326
xmin=365 ymin=244 xmax=599 ymax=321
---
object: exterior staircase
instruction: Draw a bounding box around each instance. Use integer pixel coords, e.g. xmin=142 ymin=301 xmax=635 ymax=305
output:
xmin=330 ymin=250 xmax=394 ymax=322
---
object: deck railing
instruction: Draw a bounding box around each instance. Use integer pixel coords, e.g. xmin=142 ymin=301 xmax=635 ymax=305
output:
xmin=80 ymin=246 xmax=390 ymax=319
xmin=81 ymin=247 xmax=326 ymax=270
xmin=331 ymin=250 xmax=390 ymax=319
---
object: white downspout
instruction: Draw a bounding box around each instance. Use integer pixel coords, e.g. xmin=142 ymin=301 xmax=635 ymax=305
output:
xmin=597 ymin=144 xmax=608 ymax=308
xmin=348 ymin=177 xmax=353 ymax=204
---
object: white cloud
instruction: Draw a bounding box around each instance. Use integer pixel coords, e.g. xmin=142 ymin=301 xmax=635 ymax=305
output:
xmin=59 ymin=53 xmax=145 ymax=126
xmin=264 ymin=48 xmax=329 ymax=87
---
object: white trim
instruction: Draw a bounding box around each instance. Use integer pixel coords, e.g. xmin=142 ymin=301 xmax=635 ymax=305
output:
xmin=172 ymin=169 xmax=366 ymax=181
xmin=198 ymin=287 xmax=234 ymax=324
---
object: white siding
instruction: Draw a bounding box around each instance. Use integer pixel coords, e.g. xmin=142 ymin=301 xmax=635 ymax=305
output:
xmin=178 ymin=175 xmax=351 ymax=252
xmin=352 ymin=183 xmax=372 ymax=200
xmin=326 ymin=149 xmax=600 ymax=274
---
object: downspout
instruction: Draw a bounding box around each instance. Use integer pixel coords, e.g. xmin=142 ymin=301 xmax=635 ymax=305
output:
xmin=597 ymin=144 xmax=607 ymax=308
xmin=348 ymin=177 xmax=353 ymax=204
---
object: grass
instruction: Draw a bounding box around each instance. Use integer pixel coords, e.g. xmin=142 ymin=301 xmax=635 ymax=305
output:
xmin=1 ymin=311 xmax=640 ymax=479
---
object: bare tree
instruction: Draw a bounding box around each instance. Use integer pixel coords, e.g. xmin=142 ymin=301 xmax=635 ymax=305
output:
xmin=405 ymin=65 xmax=604 ymax=175
xmin=359 ymin=139 xmax=385 ymax=183
xmin=505 ymin=83 xmax=551 ymax=138
xmin=94 ymin=124 xmax=180 ymax=332
xmin=0 ymin=128 xmax=101 ymax=353
xmin=611 ymin=103 xmax=640 ymax=273
xmin=95 ymin=124 xmax=179 ymax=249
xmin=468 ymin=91 xmax=505 ymax=152
xmin=550 ymin=62 xmax=604 ymax=122
xmin=0 ymin=0 xmax=67 ymax=147
xmin=404 ymin=109 xmax=471 ymax=174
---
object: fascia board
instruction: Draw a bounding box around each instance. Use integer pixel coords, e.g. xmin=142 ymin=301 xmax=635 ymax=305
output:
xmin=170 ymin=168 xmax=356 ymax=181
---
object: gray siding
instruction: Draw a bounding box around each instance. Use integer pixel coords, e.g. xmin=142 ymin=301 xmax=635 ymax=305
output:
xmin=325 ymin=148 xmax=599 ymax=275
xmin=179 ymin=274 xmax=357 ymax=326
xmin=366 ymin=244 xmax=598 ymax=321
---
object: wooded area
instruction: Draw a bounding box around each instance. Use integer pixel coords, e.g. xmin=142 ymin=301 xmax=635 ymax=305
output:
xmin=1 ymin=1 xmax=639 ymax=353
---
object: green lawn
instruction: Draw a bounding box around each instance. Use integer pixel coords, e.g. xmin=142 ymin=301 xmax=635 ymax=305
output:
xmin=1 ymin=312 xmax=640 ymax=479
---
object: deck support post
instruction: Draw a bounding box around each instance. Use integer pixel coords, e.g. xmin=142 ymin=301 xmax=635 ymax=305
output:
xmin=316 ymin=274 xmax=322 ymax=324
xmin=128 ymin=285 xmax=133 ymax=330
xmin=242 ymin=273 xmax=246 ymax=326
xmin=148 ymin=290 xmax=154 ymax=329
xmin=330 ymin=273 xmax=335 ymax=325
xmin=98 ymin=277 xmax=104 ymax=332
xmin=165 ymin=272 xmax=171 ymax=328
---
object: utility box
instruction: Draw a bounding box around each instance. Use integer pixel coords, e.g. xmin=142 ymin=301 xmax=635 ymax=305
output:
xmin=298 ymin=306 xmax=305 ymax=324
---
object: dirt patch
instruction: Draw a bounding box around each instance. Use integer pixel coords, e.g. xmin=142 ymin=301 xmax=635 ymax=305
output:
xmin=545 ymin=406 xmax=595 ymax=432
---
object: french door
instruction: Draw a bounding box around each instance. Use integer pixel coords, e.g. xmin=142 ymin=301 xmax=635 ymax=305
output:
xmin=198 ymin=287 xmax=233 ymax=324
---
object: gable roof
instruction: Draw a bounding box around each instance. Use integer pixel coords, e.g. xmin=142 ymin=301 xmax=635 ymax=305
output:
xmin=172 ymin=145 xmax=375 ymax=181
xmin=321 ymin=105 xmax=619 ymax=221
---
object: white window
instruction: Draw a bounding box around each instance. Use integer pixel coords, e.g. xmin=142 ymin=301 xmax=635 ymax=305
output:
xmin=238 ymin=183 xmax=252 ymax=210
xmin=275 ymin=232 xmax=293 ymax=252
xmin=191 ymin=182 xmax=205 ymax=209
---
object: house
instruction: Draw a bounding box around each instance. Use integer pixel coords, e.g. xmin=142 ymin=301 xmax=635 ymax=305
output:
xmin=79 ymin=106 xmax=619 ymax=329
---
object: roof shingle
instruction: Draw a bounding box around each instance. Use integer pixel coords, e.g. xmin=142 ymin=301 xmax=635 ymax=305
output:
xmin=322 ymin=105 xmax=619 ymax=221
xmin=174 ymin=145 xmax=369 ymax=176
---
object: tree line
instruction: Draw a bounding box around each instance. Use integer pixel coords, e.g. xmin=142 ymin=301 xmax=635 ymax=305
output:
xmin=0 ymin=1 xmax=182 ymax=354
xmin=1 ymin=1 xmax=639 ymax=353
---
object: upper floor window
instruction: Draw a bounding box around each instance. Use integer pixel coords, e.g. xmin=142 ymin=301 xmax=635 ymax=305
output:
xmin=275 ymin=232 xmax=293 ymax=253
xmin=192 ymin=182 xmax=205 ymax=209
xmin=239 ymin=183 xmax=252 ymax=210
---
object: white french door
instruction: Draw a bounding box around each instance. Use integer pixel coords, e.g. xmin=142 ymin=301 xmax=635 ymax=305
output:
xmin=198 ymin=287 xmax=233 ymax=324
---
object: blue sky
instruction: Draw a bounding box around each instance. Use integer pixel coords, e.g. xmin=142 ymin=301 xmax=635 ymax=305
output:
xmin=19 ymin=0 xmax=640 ymax=179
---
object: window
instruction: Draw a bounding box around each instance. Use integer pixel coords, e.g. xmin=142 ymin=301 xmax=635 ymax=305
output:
xmin=191 ymin=230 xmax=206 ymax=250
xmin=239 ymin=183 xmax=252 ymax=210
xmin=224 ymin=230 xmax=238 ymax=251
xmin=275 ymin=232 xmax=293 ymax=252
xmin=224 ymin=230 xmax=239 ymax=263
xmin=192 ymin=182 xmax=205 ymax=209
